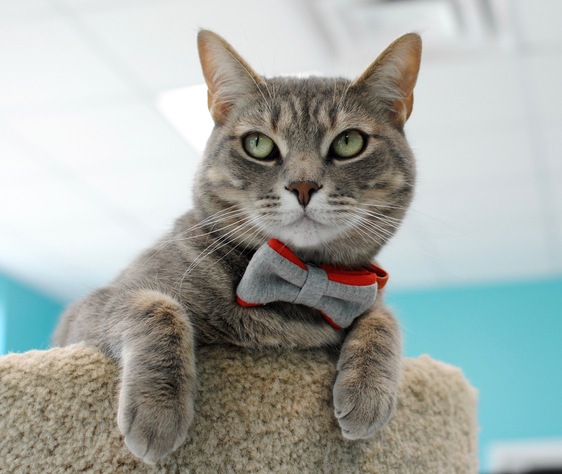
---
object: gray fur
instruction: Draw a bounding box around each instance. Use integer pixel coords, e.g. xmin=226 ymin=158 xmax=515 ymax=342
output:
xmin=53 ymin=30 xmax=422 ymax=464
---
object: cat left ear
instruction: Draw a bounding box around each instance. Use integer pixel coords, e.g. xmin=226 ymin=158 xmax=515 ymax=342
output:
xmin=353 ymin=33 xmax=422 ymax=127
xmin=198 ymin=30 xmax=266 ymax=124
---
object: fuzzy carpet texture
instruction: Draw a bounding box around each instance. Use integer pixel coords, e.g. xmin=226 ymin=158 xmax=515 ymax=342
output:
xmin=0 ymin=344 xmax=477 ymax=473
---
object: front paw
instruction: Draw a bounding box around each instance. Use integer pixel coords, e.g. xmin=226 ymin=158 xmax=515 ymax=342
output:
xmin=333 ymin=368 xmax=397 ymax=440
xmin=118 ymin=389 xmax=194 ymax=464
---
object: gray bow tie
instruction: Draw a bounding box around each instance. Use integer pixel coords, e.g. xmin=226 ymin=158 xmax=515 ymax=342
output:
xmin=236 ymin=239 xmax=388 ymax=329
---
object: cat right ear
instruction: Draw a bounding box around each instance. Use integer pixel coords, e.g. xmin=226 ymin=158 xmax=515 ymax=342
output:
xmin=353 ymin=33 xmax=422 ymax=127
xmin=197 ymin=30 xmax=265 ymax=124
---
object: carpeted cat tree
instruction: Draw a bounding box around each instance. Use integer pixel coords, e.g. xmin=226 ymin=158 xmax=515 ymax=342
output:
xmin=0 ymin=343 xmax=478 ymax=473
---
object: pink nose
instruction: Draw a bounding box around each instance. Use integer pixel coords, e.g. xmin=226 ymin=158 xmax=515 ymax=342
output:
xmin=286 ymin=181 xmax=321 ymax=207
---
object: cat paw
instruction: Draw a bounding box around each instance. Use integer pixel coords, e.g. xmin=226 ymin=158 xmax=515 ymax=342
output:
xmin=333 ymin=369 xmax=397 ymax=440
xmin=118 ymin=391 xmax=194 ymax=464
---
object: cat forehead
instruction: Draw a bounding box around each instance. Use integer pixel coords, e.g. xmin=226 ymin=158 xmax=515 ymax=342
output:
xmin=232 ymin=76 xmax=372 ymax=134
xmin=265 ymin=76 xmax=351 ymax=105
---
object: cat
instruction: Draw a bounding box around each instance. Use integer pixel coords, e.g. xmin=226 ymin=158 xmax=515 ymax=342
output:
xmin=52 ymin=29 xmax=422 ymax=465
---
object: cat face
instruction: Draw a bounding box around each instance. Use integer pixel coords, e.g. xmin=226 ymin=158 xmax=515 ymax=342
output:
xmin=194 ymin=31 xmax=421 ymax=263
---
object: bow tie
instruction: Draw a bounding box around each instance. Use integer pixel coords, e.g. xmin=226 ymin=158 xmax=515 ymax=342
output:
xmin=236 ymin=239 xmax=388 ymax=330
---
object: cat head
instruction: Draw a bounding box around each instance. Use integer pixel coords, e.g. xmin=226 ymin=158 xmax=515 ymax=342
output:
xmin=194 ymin=30 xmax=421 ymax=266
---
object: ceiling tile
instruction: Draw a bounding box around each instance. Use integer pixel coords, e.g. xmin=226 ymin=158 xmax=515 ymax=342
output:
xmin=0 ymin=151 xmax=129 ymax=240
xmin=378 ymin=220 xmax=443 ymax=290
xmin=542 ymin=122 xmax=562 ymax=174
xmin=0 ymin=133 xmax=40 ymax=177
xmin=0 ymin=16 xmax=130 ymax=114
xmin=408 ymin=121 xmax=533 ymax=188
xmin=76 ymin=2 xmax=198 ymax=91
xmin=523 ymin=53 xmax=562 ymax=121
xmin=0 ymin=128 xmax=162 ymax=300
xmin=77 ymin=0 xmax=329 ymax=91
xmin=514 ymin=0 xmax=562 ymax=46
xmin=0 ymin=1 xmax=58 ymax=21
xmin=408 ymin=53 xmax=526 ymax=132
xmin=86 ymin=158 xmax=197 ymax=233
xmin=8 ymin=101 xmax=195 ymax=170
xmin=0 ymin=170 xmax=157 ymax=302
xmin=58 ymin=0 xmax=164 ymax=11
xmin=0 ymin=229 xmax=91 ymax=302
xmin=0 ymin=220 xmax=145 ymax=303
xmin=535 ymin=121 xmax=562 ymax=271
xmin=6 ymin=101 xmax=199 ymax=230
xmin=406 ymin=177 xmax=554 ymax=276
xmin=0 ymin=135 xmax=88 ymax=228
xmin=547 ymin=167 xmax=562 ymax=272
xmin=413 ymin=175 xmax=543 ymax=229
xmin=393 ymin=211 xmax=552 ymax=287
xmin=435 ymin=226 xmax=553 ymax=286
xmin=1 ymin=0 xmax=561 ymax=302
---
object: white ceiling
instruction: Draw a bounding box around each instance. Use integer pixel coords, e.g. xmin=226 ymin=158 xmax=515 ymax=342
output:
xmin=1 ymin=0 xmax=561 ymax=302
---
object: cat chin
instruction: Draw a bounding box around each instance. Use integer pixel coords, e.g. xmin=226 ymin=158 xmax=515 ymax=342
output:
xmin=272 ymin=221 xmax=343 ymax=250
xmin=283 ymin=234 xmax=329 ymax=249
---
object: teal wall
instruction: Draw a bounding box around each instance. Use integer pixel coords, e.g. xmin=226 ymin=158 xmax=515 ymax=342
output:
xmin=0 ymin=280 xmax=6 ymax=355
xmin=1 ymin=271 xmax=562 ymax=470
xmin=387 ymin=276 xmax=562 ymax=471
xmin=0 ymin=273 xmax=64 ymax=354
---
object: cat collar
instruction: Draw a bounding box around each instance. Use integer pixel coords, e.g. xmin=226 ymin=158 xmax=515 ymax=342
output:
xmin=236 ymin=239 xmax=388 ymax=330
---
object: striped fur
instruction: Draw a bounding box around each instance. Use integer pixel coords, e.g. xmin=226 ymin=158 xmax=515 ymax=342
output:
xmin=53 ymin=30 xmax=422 ymax=464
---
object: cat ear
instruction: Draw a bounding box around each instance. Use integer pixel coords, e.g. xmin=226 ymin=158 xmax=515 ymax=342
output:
xmin=197 ymin=30 xmax=265 ymax=124
xmin=353 ymin=33 xmax=422 ymax=126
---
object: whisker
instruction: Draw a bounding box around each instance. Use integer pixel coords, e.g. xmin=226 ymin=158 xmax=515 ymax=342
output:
xmin=157 ymin=206 xmax=241 ymax=245
xmin=360 ymin=200 xmax=410 ymax=212
xmin=347 ymin=209 xmax=396 ymax=237
xmin=356 ymin=207 xmax=403 ymax=224
xmin=176 ymin=214 xmax=262 ymax=292
xmin=212 ymin=217 xmax=266 ymax=269
xmin=171 ymin=211 xmax=251 ymax=243
xmin=361 ymin=199 xmax=467 ymax=234
xmin=138 ymin=206 xmax=246 ymax=266
xmin=352 ymin=215 xmax=395 ymax=241
xmin=185 ymin=217 xmax=254 ymax=271
xmin=342 ymin=215 xmax=388 ymax=247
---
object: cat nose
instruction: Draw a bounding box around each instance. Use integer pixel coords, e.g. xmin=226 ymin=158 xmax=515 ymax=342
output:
xmin=285 ymin=181 xmax=321 ymax=207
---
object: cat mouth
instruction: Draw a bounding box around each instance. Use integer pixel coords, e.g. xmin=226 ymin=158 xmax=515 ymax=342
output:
xmin=291 ymin=213 xmax=324 ymax=229
xmin=273 ymin=213 xmax=342 ymax=247
xmin=294 ymin=214 xmax=313 ymax=224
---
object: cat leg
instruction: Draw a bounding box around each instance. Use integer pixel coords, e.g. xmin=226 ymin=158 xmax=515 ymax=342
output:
xmin=333 ymin=304 xmax=401 ymax=439
xmin=116 ymin=289 xmax=196 ymax=464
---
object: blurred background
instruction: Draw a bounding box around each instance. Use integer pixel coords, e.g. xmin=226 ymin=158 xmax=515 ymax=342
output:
xmin=1 ymin=0 xmax=561 ymax=471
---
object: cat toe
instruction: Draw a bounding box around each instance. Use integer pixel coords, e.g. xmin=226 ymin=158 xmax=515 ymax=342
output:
xmin=118 ymin=394 xmax=193 ymax=464
xmin=333 ymin=369 xmax=396 ymax=440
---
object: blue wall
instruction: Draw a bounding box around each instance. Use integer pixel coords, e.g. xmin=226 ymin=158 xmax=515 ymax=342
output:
xmin=0 ymin=273 xmax=63 ymax=354
xmin=387 ymin=276 xmax=562 ymax=471
xmin=0 ymin=280 xmax=6 ymax=355
xmin=2 ymin=271 xmax=562 ymax=470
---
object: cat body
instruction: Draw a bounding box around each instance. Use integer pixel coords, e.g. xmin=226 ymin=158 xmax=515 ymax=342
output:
xmin=53 ymin=30 xmax=422 ymax=464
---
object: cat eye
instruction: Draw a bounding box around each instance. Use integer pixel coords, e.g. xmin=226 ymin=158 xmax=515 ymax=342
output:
xmin=242 ymin=132 xmax=277 ymax=160
xmin=330 ymin=130 xmax=365 ymax=159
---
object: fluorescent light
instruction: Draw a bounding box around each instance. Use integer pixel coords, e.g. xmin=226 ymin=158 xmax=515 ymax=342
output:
xmin=156 ymin=84 xmax=214 ymax=154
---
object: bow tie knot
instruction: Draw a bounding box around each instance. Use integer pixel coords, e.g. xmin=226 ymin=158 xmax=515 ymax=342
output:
xmin=294 ymin=264 xmax=327 ymax=307
xmin=236 ymin=239 xmax=388 ymax=330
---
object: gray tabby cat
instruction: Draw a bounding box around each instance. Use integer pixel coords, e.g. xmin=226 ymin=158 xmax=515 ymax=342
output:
xmin=53 ymin=30 xmax=422 ymax=464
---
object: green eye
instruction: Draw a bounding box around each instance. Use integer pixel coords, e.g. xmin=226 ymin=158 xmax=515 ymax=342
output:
xmin=331 ymin=130 xmax=365 ymax=159
xmin=243 ymin=132 xmax=276 ymax=160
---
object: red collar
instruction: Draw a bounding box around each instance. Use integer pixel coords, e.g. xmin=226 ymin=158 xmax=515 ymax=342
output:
xmin=267 ymin=239 xmax=389 ymax=289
